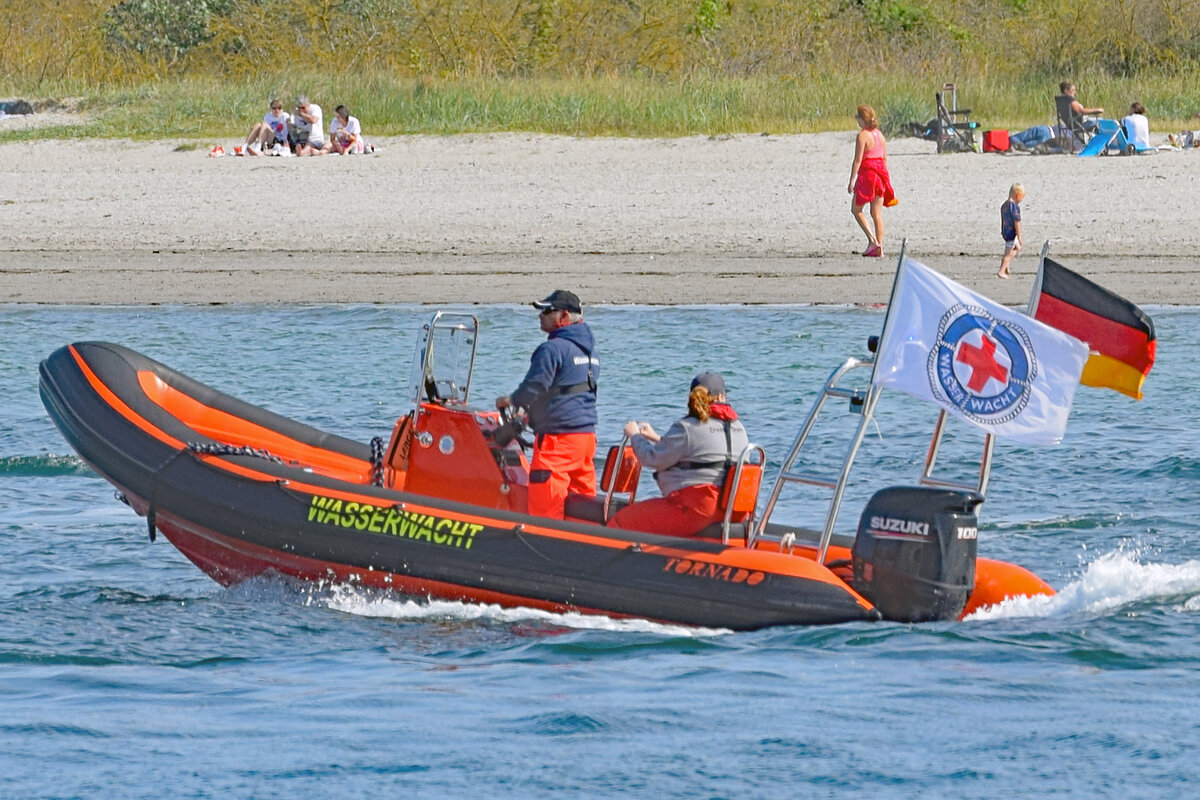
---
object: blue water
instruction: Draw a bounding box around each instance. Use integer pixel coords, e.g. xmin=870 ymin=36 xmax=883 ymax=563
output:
xmin=3 ymin=304 xmax=1199 ymax=798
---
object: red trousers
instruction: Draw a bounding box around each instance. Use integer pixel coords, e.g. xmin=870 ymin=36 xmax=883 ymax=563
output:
xmin=528 ymin=432 xmax=596 ymax=519
xmin=608 ymin=483 xmax=721 ymax=537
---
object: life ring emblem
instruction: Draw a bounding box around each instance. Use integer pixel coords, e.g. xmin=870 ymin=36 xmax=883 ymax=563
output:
xmin=927 ymin=305 xmax=1038 ymax=425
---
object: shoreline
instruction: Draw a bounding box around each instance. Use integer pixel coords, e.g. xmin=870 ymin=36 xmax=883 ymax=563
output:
xmin=2 ymin=250 xmax=1196 ymax=306
xmin=2 ymin=133 xmax=1198 ymax=306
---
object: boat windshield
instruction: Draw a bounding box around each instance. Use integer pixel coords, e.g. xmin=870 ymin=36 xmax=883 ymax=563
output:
xmin=408 ymin=311 xmax=479 ymax=406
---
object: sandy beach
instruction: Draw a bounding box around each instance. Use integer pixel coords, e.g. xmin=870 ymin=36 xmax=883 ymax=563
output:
xmin=1 ymin=130 xmax=1198 ymax=305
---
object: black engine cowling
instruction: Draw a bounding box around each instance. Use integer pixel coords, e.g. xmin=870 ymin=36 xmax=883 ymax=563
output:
xmin=851 ymin=487 xmax=982 ymax=623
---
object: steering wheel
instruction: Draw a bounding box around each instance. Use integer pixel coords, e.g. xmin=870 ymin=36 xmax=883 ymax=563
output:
xmin=494 ymin=405 xmax=532 ymax=452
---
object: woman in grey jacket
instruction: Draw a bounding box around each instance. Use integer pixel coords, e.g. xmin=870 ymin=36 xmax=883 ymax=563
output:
xmin=608 ymin=372 xmax=749 ymax=537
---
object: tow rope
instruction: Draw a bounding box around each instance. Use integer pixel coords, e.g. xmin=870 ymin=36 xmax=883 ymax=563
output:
xmin=370 ymin=436 xmax=385 ymax=487
xmin=186 ymin=442 xmax=285 ymax=463
xmin=188 ymin=438 xmax=387 ymax=487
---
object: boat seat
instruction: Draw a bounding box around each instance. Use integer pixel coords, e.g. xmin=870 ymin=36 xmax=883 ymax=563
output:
xmin=565 ymin=492 xmax=631 ymax=524
xmin=564 ymin=441 xmax=641 ymax=524
xmin=717 ymin=444 xmax=766 ymax=545
xmin=697 ymin=520 xmax=750 ymax=540
xmin=567 ymin=498 xmax=746 ymax=538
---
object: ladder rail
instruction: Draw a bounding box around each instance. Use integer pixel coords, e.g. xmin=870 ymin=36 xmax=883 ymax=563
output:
xmin=751 ymin=357 xmax=873 ymax=548
xmin=920 ymin=409 xmax=995 ymax=495
xmin=815 ymin=383 xmax=884 ymax=564
xmin=751 ymin=356 xmax=996 ymax=563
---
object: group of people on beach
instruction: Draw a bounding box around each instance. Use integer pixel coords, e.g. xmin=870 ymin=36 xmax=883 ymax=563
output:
xmin=496 ymin=289 xmax=750 ymax=538
xmin=1005 ymin=82 xmax=1148 ymax=152
xmin=846 ymin=81 xmax=1200 ymax=280
xmin=242 ymin=96 xmax=368 ymax=156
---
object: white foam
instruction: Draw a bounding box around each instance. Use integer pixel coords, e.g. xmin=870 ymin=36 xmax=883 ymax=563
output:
xmin=315 ymin=583 xmax=730 ymax=637
xmin=966 ymin=548 xmax=1200 ymax=621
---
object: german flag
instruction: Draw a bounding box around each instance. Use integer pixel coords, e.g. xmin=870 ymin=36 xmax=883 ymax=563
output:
xmin=1029 ymin=257 xmax=1155 ymax=399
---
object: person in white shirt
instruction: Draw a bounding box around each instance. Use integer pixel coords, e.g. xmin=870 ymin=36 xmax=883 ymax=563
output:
xmin=292 ymin=95 xmax=325 ymax=157
xmin=244 ymin=99 xmax=289 ymax=156
xmin=1122 ymin=102 xmax=1151 ymax=149
xmin=325 ymin=105 xmax=364 ymax=154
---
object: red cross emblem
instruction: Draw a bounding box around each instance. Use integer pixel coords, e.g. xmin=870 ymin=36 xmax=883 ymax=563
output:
xmin=956 ymin=333 xmax=1008 ymax=392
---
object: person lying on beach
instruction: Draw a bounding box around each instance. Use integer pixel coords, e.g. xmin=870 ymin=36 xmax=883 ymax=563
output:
xmin=244 ymin=99 xmax=289 ymax=156
xmin=1167 ymin=130 xmax=1200 ymax=148
xmin=1006 ymin=125 xmax=1056 ymax=152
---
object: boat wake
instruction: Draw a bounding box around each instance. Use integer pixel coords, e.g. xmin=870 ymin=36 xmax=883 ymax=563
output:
xmin=967 ymin=548 xmax=1200 ymax=621
xmin=305 ymin=582 xmax=732 ymax=637
xmin=262 ymin=548 xmax=1200 ymax=633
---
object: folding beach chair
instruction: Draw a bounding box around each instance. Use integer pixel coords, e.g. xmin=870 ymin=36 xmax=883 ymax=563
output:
xmin=935 ymin=83 xmax=978 ymax=153
xmin=1054 ymin=93 xmax=1092 ymax=153
xmin=1076 ymin=118 xmax=1155 ymax=157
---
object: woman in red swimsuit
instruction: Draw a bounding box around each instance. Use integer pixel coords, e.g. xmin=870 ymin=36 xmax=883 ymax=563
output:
xmin=848 ymin=104 xmax=898 ymax=258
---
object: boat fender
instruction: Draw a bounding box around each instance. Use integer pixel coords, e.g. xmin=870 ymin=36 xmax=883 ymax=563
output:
xmin=147 ymin=506 xmax=156 ymax=542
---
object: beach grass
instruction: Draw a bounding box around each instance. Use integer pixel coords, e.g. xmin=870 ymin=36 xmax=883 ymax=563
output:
xmin=4 ymin=70 xmax=1200 ymax=142
xmin=4 ymin=0 xmax=1199 ymax=141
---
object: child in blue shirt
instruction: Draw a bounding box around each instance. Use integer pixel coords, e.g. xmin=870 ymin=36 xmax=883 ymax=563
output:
xmin=998 ymin=183 xmax=1024 ymax=279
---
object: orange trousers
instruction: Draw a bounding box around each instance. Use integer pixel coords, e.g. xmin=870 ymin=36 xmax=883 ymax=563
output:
xmin=528 ymin=432 xmax=596 ymax=519
xmin=608 ymin=483 xmax=721 ymax=537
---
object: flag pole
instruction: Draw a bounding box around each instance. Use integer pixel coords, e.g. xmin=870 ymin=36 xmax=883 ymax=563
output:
xmin=1027 ymin=240 xmax=1050 ymax=316
xmin=868 ymin=238 xmax=907 ymax=385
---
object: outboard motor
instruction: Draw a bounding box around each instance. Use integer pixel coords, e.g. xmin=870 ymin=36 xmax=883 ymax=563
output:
xmin=851 ymin=487 xmax=981 ymax=623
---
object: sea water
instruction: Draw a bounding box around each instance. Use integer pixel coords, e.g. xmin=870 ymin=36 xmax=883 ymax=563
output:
xmin=2 ymin=304 xmax=1198 ymax=799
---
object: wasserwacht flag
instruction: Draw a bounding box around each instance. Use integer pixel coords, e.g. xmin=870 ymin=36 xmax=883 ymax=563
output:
xmin=1029 ymin=256 xmax=1156 ymax=400
xmin=873 ymin=258 xmax=1089 ymax=445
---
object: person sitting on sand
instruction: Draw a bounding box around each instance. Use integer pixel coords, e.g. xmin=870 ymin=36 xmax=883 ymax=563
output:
xmin=244 ymin=99 xmax=290 ymax=156
xmin=291 ymin=96 xmax=326 ymax=157
xmin=608 ymin=372 xmax=750 ymax=538
xmin=325 ymin=105 xmax=364 ymax=154
xmin=1122 ymin=102 xmax=1151 ymax=150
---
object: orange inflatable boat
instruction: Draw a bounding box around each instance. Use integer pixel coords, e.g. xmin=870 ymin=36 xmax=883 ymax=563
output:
xmin=39 ymin=313 xmax=1053 ymax=629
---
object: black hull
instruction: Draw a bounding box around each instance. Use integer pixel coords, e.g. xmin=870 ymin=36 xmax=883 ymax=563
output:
xmin=40 ymin=342 xmax=878 ymax=629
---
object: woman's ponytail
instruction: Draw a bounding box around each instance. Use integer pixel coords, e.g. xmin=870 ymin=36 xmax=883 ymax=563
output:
xmin=688 ymin=385 xmax=712 ymax=422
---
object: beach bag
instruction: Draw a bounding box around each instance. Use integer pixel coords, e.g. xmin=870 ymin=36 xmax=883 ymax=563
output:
xmin=983 ymin=130 xmax=1009 ymax=152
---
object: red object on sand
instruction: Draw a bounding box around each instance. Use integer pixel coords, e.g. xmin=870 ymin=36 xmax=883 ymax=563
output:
xmin=983 ymin=130 xmax=1009 ymax=152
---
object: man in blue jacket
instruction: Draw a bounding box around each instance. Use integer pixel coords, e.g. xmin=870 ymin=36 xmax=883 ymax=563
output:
xmin=497 ymin=290 xmax=599 ymax=519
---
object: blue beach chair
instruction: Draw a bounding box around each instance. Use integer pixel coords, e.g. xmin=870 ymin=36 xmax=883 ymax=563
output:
xmin=1077 ymin=118 xmax=1155 ymax=157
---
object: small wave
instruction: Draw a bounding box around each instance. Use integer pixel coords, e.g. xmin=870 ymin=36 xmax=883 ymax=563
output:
xmin=518 ymin=712 xmax=608 ymax=735
xmin=967 ymin=548 xmax=1200 ymax=621
xmin=0 ymin=723 xmax=108 ymax=738
xmin=1007 ymin=513 xmax=1135 ymax=533
xmin=0 ymin=454 xmax=91 ymax=477
xmin=312 ymin=582 xmax=729 ymax=637
xmin=1119 ymin=454 xmax=1200 ymax=481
